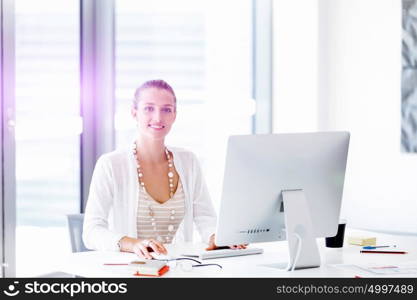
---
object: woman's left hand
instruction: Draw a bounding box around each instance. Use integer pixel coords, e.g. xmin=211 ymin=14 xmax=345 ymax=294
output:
xmin=206 ymin=234 xmax=248 ymax=250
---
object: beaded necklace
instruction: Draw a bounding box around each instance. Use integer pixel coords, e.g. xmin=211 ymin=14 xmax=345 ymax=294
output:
xmin=133 ymin=143 xmax=177 ymax=243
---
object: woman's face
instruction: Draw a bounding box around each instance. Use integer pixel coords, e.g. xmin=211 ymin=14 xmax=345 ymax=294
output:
xmin=132 ymin=88 xmax=177 ymax=141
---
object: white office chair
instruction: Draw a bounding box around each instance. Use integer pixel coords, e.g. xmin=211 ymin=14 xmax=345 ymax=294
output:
xmin=66 ymin=213 xmax=90 ymax=253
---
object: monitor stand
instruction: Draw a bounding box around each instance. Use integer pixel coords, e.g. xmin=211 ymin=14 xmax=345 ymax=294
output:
xmin=263 ymin=189 xmax=321 ymax=271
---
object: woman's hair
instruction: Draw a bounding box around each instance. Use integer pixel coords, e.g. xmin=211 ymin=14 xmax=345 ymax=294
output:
xmin=133 ymin=79 xmax=177 ymax=109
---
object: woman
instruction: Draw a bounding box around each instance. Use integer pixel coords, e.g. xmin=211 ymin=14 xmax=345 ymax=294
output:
xmin=83 ymin=79 xmax=244 ymax=259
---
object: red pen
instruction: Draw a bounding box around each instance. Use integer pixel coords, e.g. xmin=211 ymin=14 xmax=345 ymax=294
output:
xmin=360 ymin=250 xmax=407 ymax=254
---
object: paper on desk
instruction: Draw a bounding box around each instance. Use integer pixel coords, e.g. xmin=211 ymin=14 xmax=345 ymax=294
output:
xmin=332 ymin=262 xmax=417 ymax=277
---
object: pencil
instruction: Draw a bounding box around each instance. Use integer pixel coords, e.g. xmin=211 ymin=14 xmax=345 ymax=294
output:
xmin=360 ymin=250 xmax=407 ymax=254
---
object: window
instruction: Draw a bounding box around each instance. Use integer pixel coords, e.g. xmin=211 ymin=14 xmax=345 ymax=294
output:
xmin=15 ymin=0 xmax=80 ymax=276
xmin=115 ymin=0 xmax=254 ymax=208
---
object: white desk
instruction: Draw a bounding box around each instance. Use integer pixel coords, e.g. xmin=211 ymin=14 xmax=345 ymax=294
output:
xmin=58 ymin=229 xmax=417 ymax=278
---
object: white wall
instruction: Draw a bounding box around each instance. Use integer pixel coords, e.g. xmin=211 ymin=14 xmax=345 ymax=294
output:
xmin=274 ymin=0 xmax=417 ymax=234
xmin=273 ymin=0 xmax=318 ymax=133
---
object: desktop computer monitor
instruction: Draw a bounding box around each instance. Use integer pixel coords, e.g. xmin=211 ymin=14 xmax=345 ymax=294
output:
xmin=215 ymin=131 xmax=350 ymax=270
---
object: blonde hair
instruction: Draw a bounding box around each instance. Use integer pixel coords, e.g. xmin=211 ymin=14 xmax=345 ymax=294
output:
xmin=133 ymin=79 xmax=177 ymax=109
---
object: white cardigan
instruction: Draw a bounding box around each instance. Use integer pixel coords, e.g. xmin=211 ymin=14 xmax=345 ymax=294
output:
xmin=82 ymin=146 xmax=217 ymax=251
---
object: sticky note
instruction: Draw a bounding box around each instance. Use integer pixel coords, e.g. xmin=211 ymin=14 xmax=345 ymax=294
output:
xmin=347 ymin=236 xmax=376 ymax=246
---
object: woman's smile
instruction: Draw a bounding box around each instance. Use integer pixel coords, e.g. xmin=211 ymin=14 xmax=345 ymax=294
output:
xmin=148 ymin=124 xmax=165 ymax=130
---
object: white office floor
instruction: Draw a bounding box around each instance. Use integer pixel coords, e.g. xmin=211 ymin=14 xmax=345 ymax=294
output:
xmin=16 ymin=226 xmax=71 ymax=277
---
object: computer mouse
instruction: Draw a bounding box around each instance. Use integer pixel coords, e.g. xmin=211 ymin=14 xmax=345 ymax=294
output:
xmin=149 ymin=252 xmax=171 ymax=260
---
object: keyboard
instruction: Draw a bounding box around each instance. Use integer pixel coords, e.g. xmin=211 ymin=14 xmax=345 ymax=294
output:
xmin=181 ymin=247 xmax=263 ymax=260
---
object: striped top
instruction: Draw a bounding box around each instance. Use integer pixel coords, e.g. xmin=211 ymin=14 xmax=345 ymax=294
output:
xmin=136 ymin=180 xmax=185 ymax=244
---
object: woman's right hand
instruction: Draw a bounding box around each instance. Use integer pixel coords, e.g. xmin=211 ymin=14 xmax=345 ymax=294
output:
xmin=132 ymin=238 xmax=168 ymax=259
xmin=119 ymin=237 xmax=168 ymax=259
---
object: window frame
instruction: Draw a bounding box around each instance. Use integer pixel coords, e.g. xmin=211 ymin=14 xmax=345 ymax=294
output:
xmin=1 ymin=0 xmax=16 ymax=278
xmin=80 ymin=0 xmax=115 ymax=211
xmin=253 ymin=0 xmax=272 ymax=134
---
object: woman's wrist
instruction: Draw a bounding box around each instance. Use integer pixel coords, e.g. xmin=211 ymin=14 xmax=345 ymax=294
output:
xmin=118 ymin=236 xmax=136 ymax=252
xmin=206 ymin=234 xmax=216 ymax=250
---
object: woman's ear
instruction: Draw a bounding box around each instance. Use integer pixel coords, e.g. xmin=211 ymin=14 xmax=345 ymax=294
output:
xmin=131 ymin=107 xmax=137 ymax=119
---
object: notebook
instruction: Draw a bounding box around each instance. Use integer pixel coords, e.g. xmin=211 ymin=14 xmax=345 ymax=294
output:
xmin=129 ymin=260 xmax=170 ymax=277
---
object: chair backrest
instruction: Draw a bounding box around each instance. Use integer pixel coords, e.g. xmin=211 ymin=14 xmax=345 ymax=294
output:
xmin=66 ymin=214 xmax=90 ymax=253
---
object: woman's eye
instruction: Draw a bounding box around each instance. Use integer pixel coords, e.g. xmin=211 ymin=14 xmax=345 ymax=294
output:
xmin=162 ymin=107 xmax=172 ymax=113
xmin=144 ymin=106 xmax=154 ymax=112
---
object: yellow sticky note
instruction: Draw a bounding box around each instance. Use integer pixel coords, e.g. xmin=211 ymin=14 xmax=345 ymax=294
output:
xmin=347 ymin=236 xmax=376 ymax=246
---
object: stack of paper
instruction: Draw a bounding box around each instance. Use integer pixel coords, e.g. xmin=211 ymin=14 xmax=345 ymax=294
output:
xmin=333 ymin=263 xmax=417 ymax=277
xmin=356 ymin=265 xmax=417 ymax=276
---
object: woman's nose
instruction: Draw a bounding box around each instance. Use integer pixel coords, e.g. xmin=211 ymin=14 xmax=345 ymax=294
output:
xmin=152 ymin=110 xmax=162 ymax=122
